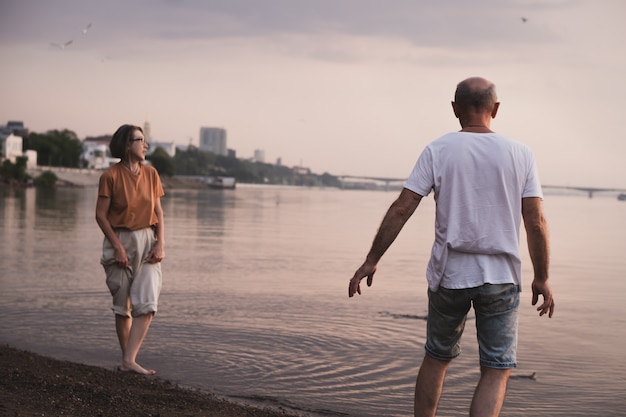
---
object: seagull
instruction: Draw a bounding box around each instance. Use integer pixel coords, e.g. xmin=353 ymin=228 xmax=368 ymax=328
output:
xmin=82 ymin=23 xmax=92 ymax=35
xmin=51 ymin=40 xmax=73 ymax=49
xmin=521 ymin=17 xmax=528 ymax=23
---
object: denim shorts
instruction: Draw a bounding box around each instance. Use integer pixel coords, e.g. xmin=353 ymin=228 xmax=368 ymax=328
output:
xmin=425 ymin=283 xmax=520 ymax=369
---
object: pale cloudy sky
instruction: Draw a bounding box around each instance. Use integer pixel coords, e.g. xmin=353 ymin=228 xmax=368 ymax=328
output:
xmin=1 ymin=0 xmax=624 ymax=188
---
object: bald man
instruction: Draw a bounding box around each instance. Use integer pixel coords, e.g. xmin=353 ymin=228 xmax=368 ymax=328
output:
xmin=348 ymin=77 xmax=554 ymax=417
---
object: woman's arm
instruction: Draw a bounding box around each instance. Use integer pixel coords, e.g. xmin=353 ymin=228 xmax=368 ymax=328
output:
xmin=145 ymin=196 xmax=165 ymax=263
xmin=95 ymin=195 xmax=128 ymax=268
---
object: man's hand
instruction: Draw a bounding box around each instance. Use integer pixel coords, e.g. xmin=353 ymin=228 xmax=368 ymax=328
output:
xmin=349 ymin=261 xmax=377 ymax=297
xmin=531 ymin=279 xmax=555 ymax=318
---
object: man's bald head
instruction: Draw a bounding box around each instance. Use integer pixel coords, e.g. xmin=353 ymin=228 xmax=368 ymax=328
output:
xmin=454 ymin=77 xmax=498 ymax=114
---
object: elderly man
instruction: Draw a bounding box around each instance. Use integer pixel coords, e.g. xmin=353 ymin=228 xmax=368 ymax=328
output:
xmin=349 ymin=77 xmax=554 ymax=417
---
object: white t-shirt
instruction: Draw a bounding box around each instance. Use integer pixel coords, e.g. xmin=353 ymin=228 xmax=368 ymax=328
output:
xmin=404 ymin=131 xmax=543 ymax=291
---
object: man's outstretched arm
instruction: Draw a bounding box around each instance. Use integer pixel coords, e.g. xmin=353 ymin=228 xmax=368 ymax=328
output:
xmin=522 ymin=197 xmax=555 ymax=317
xmin=349 ymin=188 xmax=423 ymax=297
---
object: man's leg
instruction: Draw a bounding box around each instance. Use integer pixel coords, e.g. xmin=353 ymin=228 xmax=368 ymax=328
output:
xmin=472 ymin=284 xmax=519 ymax=416
xmin=419 ymin=287 xmax=469 ymax=417
xmin=414 ymin=354 xmax=450 ymax=417
xmin=470 ymin=366 xmax=511 ymax=417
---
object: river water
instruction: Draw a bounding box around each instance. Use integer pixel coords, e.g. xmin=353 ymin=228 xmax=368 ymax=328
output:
xmin=0 ymin=184 xmax=624 ymax=416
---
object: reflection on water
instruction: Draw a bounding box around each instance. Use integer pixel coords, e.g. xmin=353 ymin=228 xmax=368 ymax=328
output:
xmin=0 ymin=185 xmax=625 ymax=416
xmin=34 ymin=187 xmax=81 ymax=231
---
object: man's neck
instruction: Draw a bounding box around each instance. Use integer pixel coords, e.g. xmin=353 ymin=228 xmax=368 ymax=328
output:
xmin=460 ymin=125 xmax=493 ymax=133
xmin=459 ymin=118 xmax=493 ymax=133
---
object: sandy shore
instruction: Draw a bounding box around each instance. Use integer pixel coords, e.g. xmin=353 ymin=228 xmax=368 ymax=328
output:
xmin=0 ymin=344 xmax=305 ymax=417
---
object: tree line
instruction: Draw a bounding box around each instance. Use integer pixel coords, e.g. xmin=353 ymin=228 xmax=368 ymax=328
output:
xmin=5 ymin=129 xmax=341 ymax=188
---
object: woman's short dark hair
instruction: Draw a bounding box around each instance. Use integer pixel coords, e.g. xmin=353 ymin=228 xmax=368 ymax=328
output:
xmin=109 ymin=124 xmax=143 ymax=159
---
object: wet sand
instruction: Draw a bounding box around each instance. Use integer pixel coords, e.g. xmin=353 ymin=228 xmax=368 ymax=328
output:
xmin=0 ymin=344 xmax=304 ymax=417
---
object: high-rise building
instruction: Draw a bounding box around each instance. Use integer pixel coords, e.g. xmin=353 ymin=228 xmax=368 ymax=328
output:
xmin=254 ymin=149 xmax=265 ymax=163
xmin=143 ymin=121 xmax=152 ymax=142
xmin=199 ymin=127 xmax=227 ymax=156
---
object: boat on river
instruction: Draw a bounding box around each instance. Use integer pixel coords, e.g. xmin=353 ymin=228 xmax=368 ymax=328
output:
xmin=618 ymin=193 xmax=626 ymax=201
xmin=206 ymin=176 xmax=236 ymax=189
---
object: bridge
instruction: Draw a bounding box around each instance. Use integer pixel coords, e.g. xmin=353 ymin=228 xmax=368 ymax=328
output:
xmin=339 ymin=175 xmax=626 ymax=198
xmin=542 ymin=185 xmax=626 ymax=199
xmin=338 ymin=175 xmax=406 ymax=191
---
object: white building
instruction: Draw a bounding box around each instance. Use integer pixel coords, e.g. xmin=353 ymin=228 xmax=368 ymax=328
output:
xmin=143 ymin=121 xmax=152 ymax=142
xmin=23 ymin=150 xmax=38 ymax=169
xmin=199 ymin=127 xmax=227 ymax=156
xmin=254 ymin=149 xmax=265 ymax=163
xmin=0 ymin=133 xmax=23 ymax=163
xmin=0 ymin=133 xmax=38 ymax=169
xmin=79 ymin=143 xmax=120 ymax=169
xmin=147 ymin=141 xmax=176 ymax=157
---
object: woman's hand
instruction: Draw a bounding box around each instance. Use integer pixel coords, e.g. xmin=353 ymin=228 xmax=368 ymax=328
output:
xmin=145 ymin=240 xmax=164 ymax=264
xmin=114 ymin=245 xmax=129 ymax=269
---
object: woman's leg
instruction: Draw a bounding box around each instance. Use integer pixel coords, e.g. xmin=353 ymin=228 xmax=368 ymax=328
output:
xmin=117 ymin=313 xmax=155 ymax=375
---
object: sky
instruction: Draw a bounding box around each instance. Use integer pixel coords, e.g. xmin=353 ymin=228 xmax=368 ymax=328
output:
xmin=1 ymin=0 xmax=625 ymax=188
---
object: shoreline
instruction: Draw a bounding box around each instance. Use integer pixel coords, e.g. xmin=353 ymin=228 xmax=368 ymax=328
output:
xmin=0 ymin=344 xmax=308 ymax=417
xmin=25 ymin=167 xmax=208 ymax=189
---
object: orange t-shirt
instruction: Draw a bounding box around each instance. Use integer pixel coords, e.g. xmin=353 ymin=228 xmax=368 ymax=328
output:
xmin=98 ymin=163 xmax=165 ymax=231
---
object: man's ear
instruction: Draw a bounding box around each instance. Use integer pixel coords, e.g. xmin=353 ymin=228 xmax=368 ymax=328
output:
xmin=451 ymin=101 xmax=460 ymax=118
xmin=491 ymin=102 xmax=500 ymax=119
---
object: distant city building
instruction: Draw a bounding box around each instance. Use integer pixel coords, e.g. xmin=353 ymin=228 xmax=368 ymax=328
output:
xmin=0 ymin=133 xmax=24 ymax=163
xmin=143 ymin=121 xmax=152 ymax=142
xmin=293 ymin=166 xmax=311 ymax=175
xmin=83 ymin=135 xmax=112 ymax=147
xmin=1 ymin=120 xmax=29 ymax=137
xmin=147 ymin=141 xmax=176 ymax=157
xmin=276 ymin=157 xmax=282 ymax=166
xmin=176 ymin=143 xmax=194 ymax=152
xmin=227 ymin=149 xmax=236 ymax=158
xmin=80 ymin=136 xmax=119 ymax=169
xmin=0 ymin=121 xmax=37 ymax=168
xmin=23 ymin=149 xmax=37 ymax=169
xmin=254 ymin=149 xmax=265 ymax=163
xmin=80 ymin=144 xmax=120 ymax=169
xmin=199 ymin=127 xmax=227 ymax=156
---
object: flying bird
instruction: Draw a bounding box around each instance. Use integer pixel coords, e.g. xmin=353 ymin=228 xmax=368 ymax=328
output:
xmin=521 ymin=17 xmax=528 ymax=23
xmin=51 ymin=40 xmax=73 ymax=49
xmin=82 ymin=23 xmax=92 ymax=35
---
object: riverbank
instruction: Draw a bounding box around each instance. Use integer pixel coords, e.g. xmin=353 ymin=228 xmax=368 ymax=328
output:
xmin=26 ymin=167 xmax=206 ymax=189
xmin=0 ymin=344 xmax=303 ymax=417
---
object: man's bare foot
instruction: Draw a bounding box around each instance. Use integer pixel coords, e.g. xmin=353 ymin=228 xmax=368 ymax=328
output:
xmin=117 ymin=361 xmax=156 ymax=375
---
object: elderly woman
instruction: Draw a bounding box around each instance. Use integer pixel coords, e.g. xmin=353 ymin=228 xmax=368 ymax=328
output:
xmin=95 ymin=124 xmax=165 ymax=375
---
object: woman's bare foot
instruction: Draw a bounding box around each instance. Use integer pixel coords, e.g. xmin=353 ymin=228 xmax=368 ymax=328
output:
xmin=117 ymin=361 xmax=156 ymax=375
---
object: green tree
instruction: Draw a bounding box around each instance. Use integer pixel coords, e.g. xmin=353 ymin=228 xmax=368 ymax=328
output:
xmin=0 ymin=160 xmax=16 ymax=182
xmin=168 ymin=145 xmax=341 ymax=187
xmin=147 ymin=147 xmax=175 ymax=176
xmin=33 ymin=171 xmax=58 ymax=187
xmin=320 ymin=172 xmax=342 ymax=188
xmin=0 ymin=156 xmax=29 ymax=184
xmin=14 ymin=156 xmax=28 ymax=181
xmin=172 ymin=147 xmax=216 ymax=176
xmin=25 ymin=129 xmax=82 ymax=167
xmin=215 ymin=155 xmax=260 ymax=182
